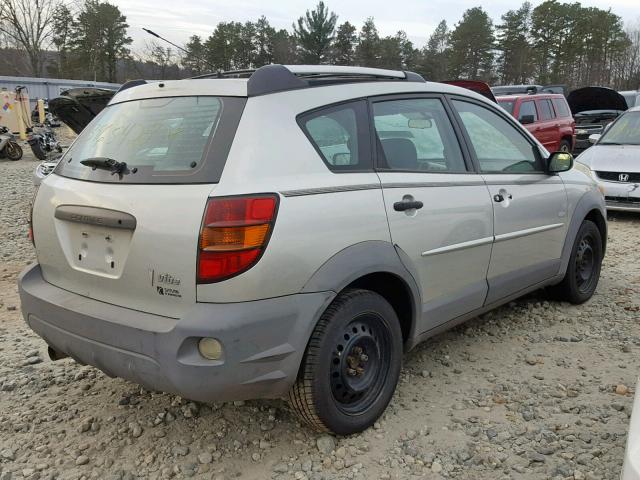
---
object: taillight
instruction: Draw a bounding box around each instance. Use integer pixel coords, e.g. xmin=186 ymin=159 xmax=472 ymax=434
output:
xmin=197 ymin=194 xmax=278 ymax=283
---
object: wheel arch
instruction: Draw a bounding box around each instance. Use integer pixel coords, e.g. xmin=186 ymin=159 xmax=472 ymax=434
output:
xmin=301 ymin=241 xmax=421 ymax=348
xmin=557 ymin=188 xmax=607 ymax=278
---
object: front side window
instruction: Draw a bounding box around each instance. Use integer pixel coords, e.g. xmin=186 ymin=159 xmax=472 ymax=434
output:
xmin=56 ymin=96 xmax=246 ymax=184
xmin=538 ymin=99 xmax=555 ymax=120
xmin=299 ymin=101 xmax=370 ymax=171
xmin=518 ymin=101 xmax=537 ymax=122
xmin=372 ymin=98 xmax=466 ymax=172
xmin=452 ymin=100 xmax=543 ymax=173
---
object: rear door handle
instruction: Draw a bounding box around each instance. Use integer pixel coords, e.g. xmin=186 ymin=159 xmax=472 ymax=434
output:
xmin=394 ymin=200 xmax=424 ymax=211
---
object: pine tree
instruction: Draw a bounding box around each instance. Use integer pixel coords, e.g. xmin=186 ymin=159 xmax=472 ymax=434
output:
xmin=356 ymin=17 xmax=381 ymax=67
xmin=293 ymin=1 xmax=337 ymax=63
xmin=496 ymin=2 xmax=533 ymax=84
xmin=448 ymin=7 xmax=495 ymax=81
xmin=332 ymin=21 xmax=357 ymax=65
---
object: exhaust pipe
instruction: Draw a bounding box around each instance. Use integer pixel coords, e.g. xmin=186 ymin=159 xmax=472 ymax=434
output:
xmin=48 ymin=346 xmax=69 ymax=361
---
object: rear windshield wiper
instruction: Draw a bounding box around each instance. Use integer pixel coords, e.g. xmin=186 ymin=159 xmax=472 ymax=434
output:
xmin=80 ymin=157 xmax=131 ymax=177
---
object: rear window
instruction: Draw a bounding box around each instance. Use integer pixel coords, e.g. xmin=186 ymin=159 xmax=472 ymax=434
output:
xmin=518 ymin=101 xmax=537 ymax=122
xmin=55 ymin=96 xmax=246 ymax=184
xmin=552 ymin=98 xmax=570 ymax=117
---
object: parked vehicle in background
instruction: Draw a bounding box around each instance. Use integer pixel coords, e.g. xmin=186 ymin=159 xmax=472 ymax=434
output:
xmin=19 ymin=65 xmax=607 ymax=435
xmin=0 ymin=126 xmax=23 ymax=160
xmin=491 ymin=84 xmax=567 ymax=97
xmin=497 ymin=93 xmax=575 ymax=152
xmin=49 ymin=87 xmax=115 ymax=134
xmin=33 ymin=159 xmax=61 ymax=186
xmin=568 ymin=86 xmax=628 ymax=153
xmin=620 ymin=90 xmax=640 ymax=109
xmin=621 ymin=379 xmax=640 ymax=480
xmin=443 ymin=80 xmax=496 ymax=102
xmin=574 ymin=106 xmax=640 ymax=212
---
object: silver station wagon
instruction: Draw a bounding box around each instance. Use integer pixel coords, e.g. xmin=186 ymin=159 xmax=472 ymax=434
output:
xmin=19 ymin=65 xmax=607 ymax=435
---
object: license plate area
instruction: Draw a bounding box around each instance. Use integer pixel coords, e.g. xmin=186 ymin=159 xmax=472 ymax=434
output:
xmin=54 ymin=216 xmax=134 ymax=279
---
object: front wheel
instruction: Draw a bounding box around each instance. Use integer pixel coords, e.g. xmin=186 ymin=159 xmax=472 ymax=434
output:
xmin=289 ymin=289 xmax=403 ymax=435
xmin=5 ymin=142 xmax=23 ymax=160
xmin=548 ymin=220 xmax=602 ymax=304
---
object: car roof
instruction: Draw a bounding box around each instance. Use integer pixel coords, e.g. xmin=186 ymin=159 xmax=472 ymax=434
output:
xmin=496 ymin=93 xmax=565 ymax=101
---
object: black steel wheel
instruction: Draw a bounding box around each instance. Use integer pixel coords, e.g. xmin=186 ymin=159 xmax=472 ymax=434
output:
xmin=5 ymin=142 xmax=23 ymax=161
xmin=548 ymin=220 xmax=602 ymax=304
xmin=289 ymin=289 xmax=403 ymax=435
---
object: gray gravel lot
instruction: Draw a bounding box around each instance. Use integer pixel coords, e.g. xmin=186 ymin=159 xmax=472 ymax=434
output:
xmin=1 ymin=147 xmax=639 ymax=480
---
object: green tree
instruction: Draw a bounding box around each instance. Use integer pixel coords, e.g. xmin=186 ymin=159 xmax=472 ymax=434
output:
xmin=448 ymin=7 xmax=495 ymax=81
xmin=496 ymin=2 xmax=533 ymax=84
xmin=51 ymin=3 xmax=74 ymax=77
xmin=418 ymin=20 xmax=450 ymax=80
xmin=356 ymin=17 xmax=381 ymax=67
xmin=271 ymin=29 xmax=297 ymax=64
xmin=332 ymin=21 xmax=357 ymax=65
xmin=379 ymin=31 xmax=416 ymax=70
xmin=204 ymin=22 xmax=238 ymax=71
xmin=71 ymin=1 xmax=131 ymax=82
xmin=293 ymin=1 xmax=337 ymax=63
xmin=254 ymin=16 xmax=276 ymax=67
xmin=183 ymin=35 xmax=207 ymax=74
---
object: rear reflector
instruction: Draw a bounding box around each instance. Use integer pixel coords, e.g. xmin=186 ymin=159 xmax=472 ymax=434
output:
xmin=197 ymin=194 xmax=278 ymax=283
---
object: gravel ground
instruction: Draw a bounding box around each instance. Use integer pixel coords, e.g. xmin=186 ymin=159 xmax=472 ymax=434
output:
xmin=1 ymin=144 xmax=639 ymax=480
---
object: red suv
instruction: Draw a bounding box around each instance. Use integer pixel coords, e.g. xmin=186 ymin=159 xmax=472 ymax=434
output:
xmin=496 ymin=94 xmax=576 ymax=152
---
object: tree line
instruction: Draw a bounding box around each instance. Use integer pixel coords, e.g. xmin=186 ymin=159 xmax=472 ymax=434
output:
xmin=1 ymin=0 xmax=639 ymax=90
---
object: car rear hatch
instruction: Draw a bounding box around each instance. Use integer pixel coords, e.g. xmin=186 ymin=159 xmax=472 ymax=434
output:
xmin=568 ymin=86 xmax=628 ymax=115
xmin=33 ymin=89 xmax=246 ymax=318
xmin=48 ymin=87 xmax=116 ymax=134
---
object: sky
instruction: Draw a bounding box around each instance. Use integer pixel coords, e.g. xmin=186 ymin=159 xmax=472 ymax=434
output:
xmin=111 ymin=0 xmax=640 ymax=54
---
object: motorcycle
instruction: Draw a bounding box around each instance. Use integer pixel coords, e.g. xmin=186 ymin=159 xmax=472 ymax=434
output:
xmin=27 ymin=125 xmax=62 ymax=160
xmin=0 ymin=126 xmax=23 ymax=161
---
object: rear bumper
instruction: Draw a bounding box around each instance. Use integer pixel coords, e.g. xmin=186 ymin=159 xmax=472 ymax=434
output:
xmin=18 ymin=263 xmax=333 ymax=402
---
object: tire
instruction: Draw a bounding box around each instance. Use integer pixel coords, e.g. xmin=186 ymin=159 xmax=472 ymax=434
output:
xmin=30 ymin=140 xmax=47 ymax=160
xmin=548 ymin=220 xmax=602 ymax=304
xmin=559 ymin=139 xmax=572 ymax=153
xmin=289 ymin=289 xmax=403 ymax=435
xmin=5 ymin=142 xmax=23 ymax=161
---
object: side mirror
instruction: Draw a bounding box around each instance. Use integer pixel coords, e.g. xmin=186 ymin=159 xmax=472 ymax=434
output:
xmin=588 ymin=134 xmax=601 ymax=144
xmin=519 ymin=115 xmax=535 ymax=125
xmin=547 ymin=151 xmax=573 ymax=173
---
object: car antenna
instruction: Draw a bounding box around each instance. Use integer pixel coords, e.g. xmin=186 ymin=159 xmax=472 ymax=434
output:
xmin=142 ymin=28 xmax=216 ymax=70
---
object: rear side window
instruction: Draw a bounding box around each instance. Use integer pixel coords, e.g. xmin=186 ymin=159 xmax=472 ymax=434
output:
xmin=537 ymin=99 xmax=555 ymax=120
xmin=298 ymin=101 xmax=371 ymax=172
xmin=56 ymin=96 xmax=246 ymax=184
xmin=553 ymin=98 xmax=570 ymax=117
xmin=518 ymin=101 xmax=537 ymax=122
xmin=372 ymin=98 xmax=466 ymax=172
xmin=498 ymin=100 xmax=515 ymax=115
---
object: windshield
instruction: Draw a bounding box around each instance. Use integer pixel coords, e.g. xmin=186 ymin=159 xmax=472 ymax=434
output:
xmin=55 ymin=95 xmax=246 ymax=184
xmin=599 ymin=111 xmax=640 ymax=145
xmin=498 ymin=100 xmax=515 ymax=115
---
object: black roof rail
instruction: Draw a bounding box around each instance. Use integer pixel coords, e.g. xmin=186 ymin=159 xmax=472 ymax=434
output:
xmin=116 ymin=79 xmax=147 ymax=93
xmin=190 ymin=64 xmax=426 ymax=96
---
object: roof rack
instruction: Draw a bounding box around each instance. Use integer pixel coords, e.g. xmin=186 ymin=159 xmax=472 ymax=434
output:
xmin=192 ymin=64 xmax=426 ymax=96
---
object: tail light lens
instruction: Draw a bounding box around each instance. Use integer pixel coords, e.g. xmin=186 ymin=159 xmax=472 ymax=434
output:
xmin=197 ymin=194 xmax=278 ymax=283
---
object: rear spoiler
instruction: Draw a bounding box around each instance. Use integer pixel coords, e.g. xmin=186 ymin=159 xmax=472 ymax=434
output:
xmin=442 ymin=80 xmax=496 ymax=103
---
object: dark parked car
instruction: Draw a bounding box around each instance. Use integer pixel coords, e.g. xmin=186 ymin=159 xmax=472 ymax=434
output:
xmin=497 ymin=93 xmax=575 ymax=152
xmin=568 ymin=87 xmax=628 ymax=153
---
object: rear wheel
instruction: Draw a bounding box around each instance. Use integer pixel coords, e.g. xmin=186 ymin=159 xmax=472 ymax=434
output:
xmin=548 ymin=220 xmax=602 ymax=304
xmin=559 ymin=139 xmax=572 ymax=153
xmin=289 ymin=289 xmax=403 ymax=435
xmin=6 ymin=142 xmax=23 ymax=160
